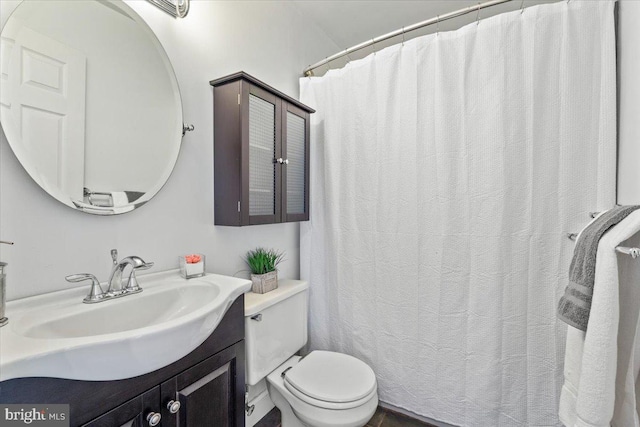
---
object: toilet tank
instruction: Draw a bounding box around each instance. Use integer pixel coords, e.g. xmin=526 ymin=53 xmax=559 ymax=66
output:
xmin=244 ymin=279 xmax=308 ymax=386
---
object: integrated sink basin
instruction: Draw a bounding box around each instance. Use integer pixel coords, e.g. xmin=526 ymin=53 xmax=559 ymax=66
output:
xmin=0 ymin=270 xmax=251 ymax=381
xmin=17 ymin=280 xmax=221 ymax=339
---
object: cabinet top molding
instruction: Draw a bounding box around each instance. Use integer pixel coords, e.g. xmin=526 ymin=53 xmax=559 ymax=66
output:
xmin=210 ymin=71 xmax=315 ymax=114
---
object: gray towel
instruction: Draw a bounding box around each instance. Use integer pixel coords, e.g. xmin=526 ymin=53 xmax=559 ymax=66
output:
xmin=557 ymin=205 xmax=640 ymax=331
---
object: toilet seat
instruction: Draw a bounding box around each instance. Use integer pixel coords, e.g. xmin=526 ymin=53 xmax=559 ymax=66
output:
xmin=283 ymin=351 xmax=377 ymax=410
xmin=267 ymin=355 xmax=379 ymax=427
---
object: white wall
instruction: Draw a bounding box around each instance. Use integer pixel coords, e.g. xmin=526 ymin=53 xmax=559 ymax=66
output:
xmin=0 ymin=0 xmax=340 ymax=300
xmin=618 ymin=0 xmax=640 ymax=205
xmin=1 ymin=0 xmax=637 ymax=301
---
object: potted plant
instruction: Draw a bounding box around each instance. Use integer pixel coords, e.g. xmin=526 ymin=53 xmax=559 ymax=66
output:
xmin=245 ymin=248 xmax=284 ymax=294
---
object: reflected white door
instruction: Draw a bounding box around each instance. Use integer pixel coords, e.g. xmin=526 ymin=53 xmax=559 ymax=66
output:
xmin=1 ymin=25 xmax=86 ymax=201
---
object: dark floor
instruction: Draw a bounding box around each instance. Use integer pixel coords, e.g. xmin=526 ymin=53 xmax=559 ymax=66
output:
xmin=255 ymin=406 xmax=437 ymax=427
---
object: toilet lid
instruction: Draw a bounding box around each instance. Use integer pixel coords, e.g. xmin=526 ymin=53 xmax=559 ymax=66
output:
xmin=283 ymin=351 xmax=377 ymax=406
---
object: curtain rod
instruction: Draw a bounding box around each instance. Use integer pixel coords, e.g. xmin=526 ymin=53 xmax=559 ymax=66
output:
xmin=302 ymin=0 xmax=514 ymax=77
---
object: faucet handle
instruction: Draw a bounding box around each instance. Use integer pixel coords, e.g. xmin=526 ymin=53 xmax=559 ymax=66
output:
xmin=124 ymin=260 xmax=154 ymax=293
xmin=66 ymin=273 xmax=105 ymax=303
xmin=125 ymin=273 xmax=142 ymax=293
xmin=110 ymin=249 xmax=118 ymax=264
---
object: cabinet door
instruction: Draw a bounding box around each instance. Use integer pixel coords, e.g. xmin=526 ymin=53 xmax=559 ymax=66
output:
xmin=242 ymin=83 xmax=282 ymax=225
xmin=83 ymin=386 xmax=160 ymax=427
xmin=160 ymin=343 xmax=244 ymax=427
xmin=282 ymin=102 xmax=310 ymax=222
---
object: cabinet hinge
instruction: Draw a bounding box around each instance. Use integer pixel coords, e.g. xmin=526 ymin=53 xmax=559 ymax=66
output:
xmin=238 ymin=201 xmax=241 ymax=212
xmin=238 ymin=94 xmax=241 ymax=105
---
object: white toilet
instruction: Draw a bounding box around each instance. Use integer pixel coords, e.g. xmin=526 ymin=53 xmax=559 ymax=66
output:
xmin=244 ymin=280 xmax=378 ymax=427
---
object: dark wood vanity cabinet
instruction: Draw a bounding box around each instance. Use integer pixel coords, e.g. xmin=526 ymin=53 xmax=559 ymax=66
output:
xmin=160 ymin=344 xmax=241 ymax=427
xmin=84 ymin=345 xmax=243 ymax=427
xmin=83 ymin=387 xmax=161 ymax=427
xmin=210 ymin=72 xmax=315 ymax=226
xmin=0 ymin=297 xmax=246 ymax=427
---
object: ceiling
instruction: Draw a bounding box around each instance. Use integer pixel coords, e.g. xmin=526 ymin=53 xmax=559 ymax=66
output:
xmin=290 ymin=0 xmax=560 ymax=73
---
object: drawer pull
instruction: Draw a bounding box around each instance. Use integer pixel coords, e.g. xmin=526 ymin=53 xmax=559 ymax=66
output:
xmin=167 ymin=400 xmax=181 ymax=414
xmin=146 ymin=412 xmax=161 ymax=426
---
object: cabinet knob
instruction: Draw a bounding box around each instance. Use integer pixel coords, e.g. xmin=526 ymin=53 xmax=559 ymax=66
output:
xmin=146 ymin=412 xmax=161 ymax=426
xmin=167 ymin=400 xmax=181 ymax=414
xmin=283 ymin=159 xmax=289 ymax=165
xmin=276 ymin=158 xmax=284 ymax=164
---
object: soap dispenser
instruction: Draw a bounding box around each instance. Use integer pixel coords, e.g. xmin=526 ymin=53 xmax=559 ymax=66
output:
xmin=0 ymin=240 xmax=14 ymax=327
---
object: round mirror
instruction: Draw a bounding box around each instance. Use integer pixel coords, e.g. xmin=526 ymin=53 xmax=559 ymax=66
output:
xmin=0 ymin=0 xmax=183 ymax=214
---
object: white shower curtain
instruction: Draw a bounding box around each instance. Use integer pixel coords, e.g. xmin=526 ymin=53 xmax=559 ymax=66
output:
xmin=300 ymin=1 xmax=617 ymax=426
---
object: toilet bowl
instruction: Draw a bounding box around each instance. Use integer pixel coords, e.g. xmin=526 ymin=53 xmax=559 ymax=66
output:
xmin=267 ymin=353 xmax=378 ymax=427
xmin=245 ymin=280 xmax=378 ymax=427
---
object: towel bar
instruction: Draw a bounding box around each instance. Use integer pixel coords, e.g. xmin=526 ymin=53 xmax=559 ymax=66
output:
xmin=567 ymin=233 xmax=640 ymax=259
xmin=616 ymin=246 xmax=640 ymax=259
xmin=589 ymin=205 xmax=623 ymax=219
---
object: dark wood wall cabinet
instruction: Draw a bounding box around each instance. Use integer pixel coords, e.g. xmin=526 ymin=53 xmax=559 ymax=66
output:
xmin=0 ymin=297 xmax=246 ymax=427
xmin=210 ymin=72 xmax=315 ymax=226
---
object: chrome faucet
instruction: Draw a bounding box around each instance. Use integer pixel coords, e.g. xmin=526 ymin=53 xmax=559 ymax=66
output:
xmin=106 ymin=250 xmax=154 ymax=295
xmin=66 ymin=249 xmax=154 ymax=304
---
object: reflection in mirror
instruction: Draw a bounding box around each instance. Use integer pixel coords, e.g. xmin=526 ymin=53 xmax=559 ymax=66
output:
xmin=0 ymin=0 xmax=183 ymax=215
xmin=146 ymin=0 xmax=190 ymax=18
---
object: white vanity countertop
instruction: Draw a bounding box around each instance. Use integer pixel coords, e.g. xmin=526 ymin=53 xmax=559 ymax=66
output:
xmin=0 ymin=270 xmax=251 ymax=382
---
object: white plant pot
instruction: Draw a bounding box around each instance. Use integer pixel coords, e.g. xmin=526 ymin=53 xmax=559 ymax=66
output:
xmin=251 ymin=271 xmax=278 ymax=294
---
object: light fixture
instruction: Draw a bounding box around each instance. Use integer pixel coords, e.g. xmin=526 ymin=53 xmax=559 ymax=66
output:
xmin=145 ymin=0 xmax=189 ymax=18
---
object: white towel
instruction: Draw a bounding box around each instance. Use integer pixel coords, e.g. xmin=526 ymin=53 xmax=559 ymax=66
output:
xmin=559 ymin=210 xmax=640 ymax=427
xmin=88 ymin=193 xmax=113 ymax=207
xmin=110 ymin=191 xmax=129 ymax=207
